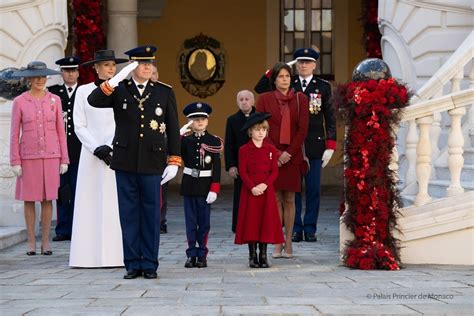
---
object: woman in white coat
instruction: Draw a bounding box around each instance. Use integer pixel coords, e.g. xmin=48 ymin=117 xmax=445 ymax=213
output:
xmin=69 ymin=50 xmax=128 ymax=267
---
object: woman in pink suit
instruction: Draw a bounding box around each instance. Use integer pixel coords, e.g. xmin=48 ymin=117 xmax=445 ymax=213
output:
xmin=10 ymin=61 xmax=69 ymax=256
xmin=256 ymin=62 xmax=309 ymax=258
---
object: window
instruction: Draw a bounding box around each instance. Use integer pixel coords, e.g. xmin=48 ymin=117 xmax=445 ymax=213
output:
xmin=281 ymin=0 xmax=334 ymax=80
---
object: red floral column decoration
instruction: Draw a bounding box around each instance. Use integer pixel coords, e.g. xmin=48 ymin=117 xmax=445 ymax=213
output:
xmin=361 ymin=0 xmax=382 ymax=58
xmin=334 ymin=72 xmax=411 ymax=270
xmin=72 ymin=0 xmax=105 ymax=84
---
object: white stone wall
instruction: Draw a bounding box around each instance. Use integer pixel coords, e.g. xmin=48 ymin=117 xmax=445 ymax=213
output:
xmin=378 ymin=0 xmax=473 ymax=91
xmin=0 ymin=0 xmax=68 ymax=226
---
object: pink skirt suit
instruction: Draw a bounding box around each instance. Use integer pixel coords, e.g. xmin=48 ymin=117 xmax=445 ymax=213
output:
xmin=10 ymin=91 xmax=69 ymax=201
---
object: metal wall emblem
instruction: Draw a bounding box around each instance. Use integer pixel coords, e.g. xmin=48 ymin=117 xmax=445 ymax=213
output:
xmin=178 ymin=33 xmax=225 ymax=98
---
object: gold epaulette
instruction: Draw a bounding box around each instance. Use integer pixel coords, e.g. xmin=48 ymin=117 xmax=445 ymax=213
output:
xmin=157 ymin=81 xmax=172 ymax=89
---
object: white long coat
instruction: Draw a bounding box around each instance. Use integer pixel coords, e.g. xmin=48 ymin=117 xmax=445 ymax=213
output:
xmin=69 ymin=82 xmax=123 ymax=267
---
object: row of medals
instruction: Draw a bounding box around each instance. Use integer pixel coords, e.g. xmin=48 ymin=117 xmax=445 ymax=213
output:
xmin=309 ymin=92 xmax=322 ymax=115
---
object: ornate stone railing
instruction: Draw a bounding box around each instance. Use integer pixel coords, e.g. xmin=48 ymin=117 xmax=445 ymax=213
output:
xmin=398 ymin=32 xmax=474 ymax=206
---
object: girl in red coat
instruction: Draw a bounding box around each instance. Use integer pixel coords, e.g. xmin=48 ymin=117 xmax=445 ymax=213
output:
xmin=234 ymin=112 xmax=285 ymax=268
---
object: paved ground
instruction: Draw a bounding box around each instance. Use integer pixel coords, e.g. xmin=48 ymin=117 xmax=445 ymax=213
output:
xmin=0 ymin=186 xmax=473 ymax=315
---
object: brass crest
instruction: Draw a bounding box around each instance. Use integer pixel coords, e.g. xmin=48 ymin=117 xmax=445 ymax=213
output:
xmin=178 ymin=33 xmax=226 ymax=98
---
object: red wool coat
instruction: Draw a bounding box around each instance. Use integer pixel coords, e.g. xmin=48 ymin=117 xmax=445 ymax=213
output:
xmin=234 ymin=140 xmax=285 ymax=245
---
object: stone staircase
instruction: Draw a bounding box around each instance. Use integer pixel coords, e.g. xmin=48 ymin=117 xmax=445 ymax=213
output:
xmin=393 ymin=31 xmax=474 ymax=265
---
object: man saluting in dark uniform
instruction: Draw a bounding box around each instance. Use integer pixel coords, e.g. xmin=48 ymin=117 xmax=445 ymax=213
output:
xmin=88 ymin=45 xmax=182 ymax=279
xmin=48 ymin=57 xmax=81 ymax=242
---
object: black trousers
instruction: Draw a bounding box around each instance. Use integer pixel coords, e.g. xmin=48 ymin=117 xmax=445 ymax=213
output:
xmin=231 ymin=177 xmax=243 ymax=233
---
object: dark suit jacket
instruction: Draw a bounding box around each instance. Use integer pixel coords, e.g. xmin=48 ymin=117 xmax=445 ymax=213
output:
xmin=224 ymin=107 xmax=256 ymax=171
xmin=256 ymin=91 xmax=309 ymax=164
xmin=255 ymin=74 xmax=336 ymax=159
xmin=87 ymin=79 xmax=181 ymax=175
xmin=47 ymin=84 xmax=82 ymax=164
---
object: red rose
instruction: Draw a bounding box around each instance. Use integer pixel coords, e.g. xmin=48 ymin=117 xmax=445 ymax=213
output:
xmin=359 ymin=258 xmax=375 ymax=270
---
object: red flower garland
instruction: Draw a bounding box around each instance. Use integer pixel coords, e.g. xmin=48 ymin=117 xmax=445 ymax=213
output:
xmin=334 ymin=78 xmax=411 ymax=270
xmin=72 ymin=0 xmax=105 ymax=84
xmin=361 ymin=0 xmax=382 ymax=58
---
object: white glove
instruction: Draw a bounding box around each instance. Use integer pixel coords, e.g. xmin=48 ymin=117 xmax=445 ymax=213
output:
xmin=161 ymin=165 xmax=179 ymax=185
xmin=321 ymin=149 xmax=334 ymax=168
xmin=109 ymin=61 xmax=139 ymax=88
xmin=60 ymin=164 xmax=68 ymax=175
xmin=180 ymin=120 xmax=193 ymax=136
xmin=286 ymin=59 xmax=298 ymax=67
xmin=11 ymin=165 xmax=22 ymax=177
xmin=206 ymin=191 xmax=217 ymax=204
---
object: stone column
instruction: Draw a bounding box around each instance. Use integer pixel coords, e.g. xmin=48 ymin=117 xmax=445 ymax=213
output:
xmin=0 ymin=0 xmax=67 ymax=237
xmin=107 ymin=0 xmax=138 ymax=59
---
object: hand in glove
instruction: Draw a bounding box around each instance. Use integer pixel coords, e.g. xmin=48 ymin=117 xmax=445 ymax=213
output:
xmin=286 ymin=59 xmax=298 ymax=67
xmin=108 ymin=61 xmax=139 ymax=88
xmin=60 ymin=164 xmax=68 ymax=175
xmin=206 ymin=191 xmax=217 ymax=204
xmin=94 ymin=145 xmax=113 ymax=165
xmin=161 ymin=165 xmax=179 ymax=185
xmin=321 ymin=149 xmax=334 ymax=168
xmin=11 ymin=165 xmax=22 ymax=177
xmin=180 ymin=120 xmax=193 ymax=136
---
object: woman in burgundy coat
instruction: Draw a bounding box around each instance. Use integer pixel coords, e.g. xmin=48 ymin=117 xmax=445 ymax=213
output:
xmin=235 ymin=112 xmax=284 ymax=268
xmin=256 ymin=62 xmax=309 ymax=258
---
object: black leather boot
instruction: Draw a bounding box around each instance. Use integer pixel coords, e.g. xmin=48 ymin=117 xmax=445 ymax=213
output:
xmin=248 ymin=243 xmax=259 ymax=268
xmin=258 ymin=243 xmax=270 ymax=268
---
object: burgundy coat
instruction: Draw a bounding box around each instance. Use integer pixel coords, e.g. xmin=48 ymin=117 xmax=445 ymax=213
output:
xmin=256 ymin=91 xmax=309 ymax=164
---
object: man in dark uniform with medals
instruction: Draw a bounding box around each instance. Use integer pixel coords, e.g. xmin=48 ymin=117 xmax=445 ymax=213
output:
xmin=48 ymin=57 xmax=81 ymax=242
xmin=254 ymin=48 xmax=336 ymax=243
xmin=180 ymin=102 xmax=222 ymax=268
xmin=87 ymin=45 xmax=182 ymax=279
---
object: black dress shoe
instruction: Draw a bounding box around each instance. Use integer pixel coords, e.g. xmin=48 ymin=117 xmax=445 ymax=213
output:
xmin=184 ymin=257 xmax=197 ymax=268
xmin=304 ymin=233 xmax=317 ymax=242
xmin=26 ymin=251 xmax=36 ymax=256
xmin=160 ymin=224 xmax=167 ymax=234
xmin=292 ymin=232 xmax=303 ymax=242
xmin=143 ymin=270 xmax=158 ymax=279
xmin=123 ymin=270 xmax=141 ymax=279
xmin=53 ymin=235 xmax=71 ymax=242
xmin=196 ymin=257 xmax=207 ymax=268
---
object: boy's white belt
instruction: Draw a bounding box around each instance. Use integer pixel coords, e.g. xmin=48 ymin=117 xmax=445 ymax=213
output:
xmin=183 ymin=167 xmax=212 ymax=178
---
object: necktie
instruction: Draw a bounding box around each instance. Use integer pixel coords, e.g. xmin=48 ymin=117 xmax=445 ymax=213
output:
xmin=67 ymin=87 xmax=73 ymax=93
xmin=302 ymin=79 xmax=307 ymax=88
xmin=137 ymin=84 xmax=144 ymax=89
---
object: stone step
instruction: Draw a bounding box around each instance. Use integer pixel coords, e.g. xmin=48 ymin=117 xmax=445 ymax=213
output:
xmin=463 ymin=148 xmax=474 ymax=165
xmin=435 ymin=164 xmax=474 ymax=182
xmin=401 ymin=194 xmax=415 ymax=207
xmin=428 ymin=179 xmax=474 ymax=198
xmin=0 ymin=226 xmax=26 ymax=250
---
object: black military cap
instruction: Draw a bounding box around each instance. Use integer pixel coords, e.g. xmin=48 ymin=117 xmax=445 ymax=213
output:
xmin=293 ymin=48 xmax=320 ymax=62
xmin=183 ymin=102 xmax=212 ymax=118
xmin=55 ymin=56 xmax=80 ymax=69
xmin=124 ymin=45 xmax=157 ymax=63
